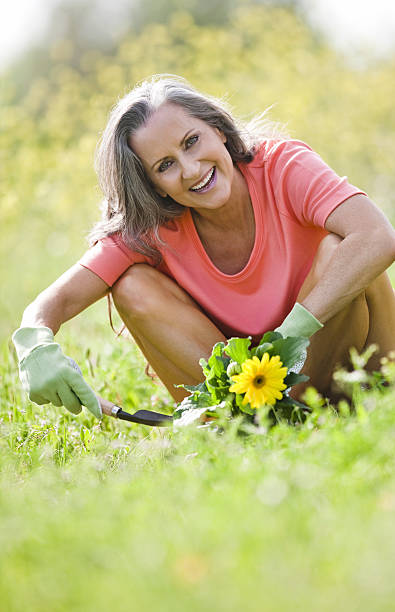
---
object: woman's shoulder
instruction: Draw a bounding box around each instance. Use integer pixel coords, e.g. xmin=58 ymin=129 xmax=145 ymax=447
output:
xmin=88 ymin=217 xmax=187 ymax=262
xmin=247 ymin=138 xmax=314 ymax=168
xmin=90 ymin=233 xmax=147 ymax=260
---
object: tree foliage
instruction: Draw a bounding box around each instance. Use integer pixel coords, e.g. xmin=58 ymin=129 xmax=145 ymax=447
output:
xmin=1 ymin=4 xmax=394 ymax=334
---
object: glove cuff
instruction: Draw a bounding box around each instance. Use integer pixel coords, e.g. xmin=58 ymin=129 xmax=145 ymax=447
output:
xmin=276 ymin=303 xmax=323 ymax=338
xmin=12 ymin=326 xmax=55 ymax=362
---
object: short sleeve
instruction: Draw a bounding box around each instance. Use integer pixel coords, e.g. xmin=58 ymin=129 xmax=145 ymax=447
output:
xmin=267 ymin=140 xmax=366 ymax=227
xmin=78 ymin=235 xmax=148 ymax=286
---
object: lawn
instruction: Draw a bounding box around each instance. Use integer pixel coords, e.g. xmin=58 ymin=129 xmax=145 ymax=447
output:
xmin=1 ymin=315 xmax=395 ymax=611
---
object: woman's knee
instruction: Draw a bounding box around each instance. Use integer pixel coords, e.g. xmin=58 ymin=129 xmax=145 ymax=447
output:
xmin=112 ymin=264 xmax=167 ymax=317
xmin=111 ymin=264 xmax=197 ymax=318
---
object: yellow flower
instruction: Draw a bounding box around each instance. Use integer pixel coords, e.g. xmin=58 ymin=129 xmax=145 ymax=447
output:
xmin=229 ymin=354 xmax=288 ymax=408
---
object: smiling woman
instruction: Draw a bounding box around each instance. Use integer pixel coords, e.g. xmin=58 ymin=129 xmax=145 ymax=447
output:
xmin=90 ymin=75 xmax=261 ymax=261
xmin=128 ymin=103 xmax=234 ymax=214
xmin=12 ymin=74 xmax=395 ymax=416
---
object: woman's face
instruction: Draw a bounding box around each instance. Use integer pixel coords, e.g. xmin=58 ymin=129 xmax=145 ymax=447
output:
xmin=129 ymin=102 xmax=235 ymax=213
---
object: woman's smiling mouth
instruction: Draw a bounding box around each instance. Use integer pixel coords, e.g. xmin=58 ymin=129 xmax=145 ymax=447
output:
xmin=189 ymin=167 xmax=216 ymax=193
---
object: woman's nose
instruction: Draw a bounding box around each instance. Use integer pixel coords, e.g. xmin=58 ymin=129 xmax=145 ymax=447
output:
xmin=180 ymin=156 xmax=200 ymax=179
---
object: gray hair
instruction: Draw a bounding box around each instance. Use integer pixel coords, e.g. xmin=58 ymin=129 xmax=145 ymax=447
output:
xmin=90 ymin=74 xmax=279 ymax=261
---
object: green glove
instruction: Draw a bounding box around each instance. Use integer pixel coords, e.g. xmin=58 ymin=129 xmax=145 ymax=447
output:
xmin=12 ymin=326 xmax=102 ymax=419
xmin=275 ymin=303 xmax=323 ymax=339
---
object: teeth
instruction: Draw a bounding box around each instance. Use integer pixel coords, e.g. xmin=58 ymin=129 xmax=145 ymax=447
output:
xmin=190 ymin=167 xmax=214 ymax=191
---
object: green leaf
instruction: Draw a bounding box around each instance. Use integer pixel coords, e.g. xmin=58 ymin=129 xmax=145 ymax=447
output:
xmin=259 ymin=331 xmax=283 ymax=344
xmin=284 ymin=371 xmax=309 ymax=387
xmin=206 ymin=379 xmax=231 ymax=405
xmin=213 ymin=356 xmax=227 ymax=378
xmin=207 ymin=342 xmax=228 ymax=378
xmin=179 ymin=382 xmax=207 ymax=394
xmin=240 ymin=404 xmax=255 ymax=416
xmin=210 ymin=341 xmax=226 ymax=359
xmin=277 ymin=394 xmax=310 ymax=412
xmin=252 ymin=342 xmax=273 ymax=359
xmin=275 ymin=394 xmax=311 ymax=422
xmin=193 ymin=391 xmax=213 ymax=408
xmin=226 ymin=361 xmax=242 ymax=378
xmin=173 ymin=389 xmax=214 ymax=418
xmin=233 ymin=392 xmax=254 ymax=415
xmin=199 ymin=357 xmax=208 ymax=376
xmin=271 ymin=336 xmax=310 ymax=368
xmin=197 ymin=341 xmax=230 ymax=405
xmin=224 ymin=337 xmax=252 ymax=364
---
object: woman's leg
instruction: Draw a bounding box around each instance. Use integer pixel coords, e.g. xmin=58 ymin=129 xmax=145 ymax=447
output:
xmin=290 ymin=293 xmax=370 ymax=400
xmin=363 ymin=272 xmax=395 ymax=370
xmin=292 ymin=234 xmax=395 ymax=400
xmin=112 ymin=265 xmax=225 ymax=402
xmin=112 ymin=237 xmax=394 ymax=405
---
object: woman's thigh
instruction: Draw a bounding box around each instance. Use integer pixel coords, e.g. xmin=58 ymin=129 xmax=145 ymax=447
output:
xmin=291 ymin=292 xmax=369 ymax=400
xmin=294 ymin=233 xmax=395 ymax=398
xmin=111 ymin=264 xmax=226 ymax=400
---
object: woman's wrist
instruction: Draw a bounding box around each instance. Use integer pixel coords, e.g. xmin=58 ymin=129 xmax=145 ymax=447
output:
xmin=12 ymin=326 xmax=55 ymax=362
xmin=276 ymin=302 xmax=323 ymax=339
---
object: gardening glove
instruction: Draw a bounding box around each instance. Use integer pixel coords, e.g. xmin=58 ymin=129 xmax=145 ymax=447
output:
xmin=12 ymin=326 xmax=102 ymax=419
xmin=275 ymin=303 xmax=323 ymax=375
xmin=275 ymin=303 xmax=323 ymax=339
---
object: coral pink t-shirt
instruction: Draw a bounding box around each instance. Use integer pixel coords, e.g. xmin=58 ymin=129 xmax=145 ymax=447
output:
xmin=79 ymin=140 xmax=365 ymax=343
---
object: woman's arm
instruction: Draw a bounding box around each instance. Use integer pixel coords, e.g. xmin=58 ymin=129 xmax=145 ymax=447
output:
xmin=301 ymin=194 xmax=395 ymax=323
xmin=20 ymin=264 xmax=110 ymax=333
xmin=13 ymin=265 xmax=111 ymax=418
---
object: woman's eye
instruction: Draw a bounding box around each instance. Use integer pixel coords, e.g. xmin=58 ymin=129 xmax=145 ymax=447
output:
xmin=157 ymin=136 xmax=199 ymax=172
xmin=186 ymin=135 xmax=199 ymax=149
xmin=158 ymin=160 xmax=173 ymax=173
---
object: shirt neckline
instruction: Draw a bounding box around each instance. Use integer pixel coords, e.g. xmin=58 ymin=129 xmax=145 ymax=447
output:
xmin=182 ymin=162 xmax=263 ymax=281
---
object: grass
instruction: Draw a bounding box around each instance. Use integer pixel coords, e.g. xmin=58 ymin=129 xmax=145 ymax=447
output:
xmin=1 ymin=312 xmax=395 ymax=611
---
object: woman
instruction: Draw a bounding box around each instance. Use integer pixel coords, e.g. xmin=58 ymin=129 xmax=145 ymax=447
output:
xmin=12 ymin=75 xmax=395 ymax=419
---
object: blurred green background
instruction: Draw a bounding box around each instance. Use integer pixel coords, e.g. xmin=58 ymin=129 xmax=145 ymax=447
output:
xmin=1 ymin=0 xmax=395 ymax=341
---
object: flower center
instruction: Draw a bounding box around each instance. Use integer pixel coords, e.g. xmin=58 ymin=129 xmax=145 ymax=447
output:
xmin=253 ymin=375 xmax=266 ymax=388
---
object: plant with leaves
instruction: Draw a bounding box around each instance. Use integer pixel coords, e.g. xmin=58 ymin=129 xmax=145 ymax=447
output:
xmin=174 ymin=331 xmax=311 ymax=427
